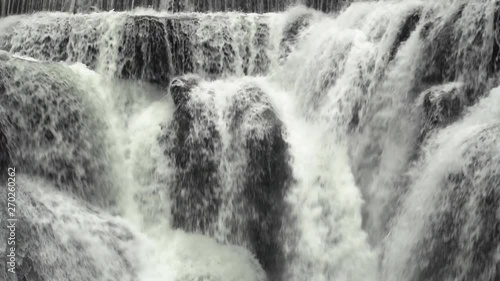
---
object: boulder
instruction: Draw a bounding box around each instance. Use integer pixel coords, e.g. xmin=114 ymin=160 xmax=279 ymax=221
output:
xmin=0 ymin=58 xmax=114 ymax=207
xmin=418 ymin=82 xmax=466 ymax=142
xmin=0 ymin=176 xmax=140 ymax=281
xmin=160 ymin=76 xmax=222 ymax=233
xmin=226 ymin=86 xmax=293 ymax=281
xmin=416 ymin=2 xmax=496 ymax=101
xmin=161 ymin=80 xmax=292 ymax=280
xmin=411 ymin=124 xmax=500 ymax=281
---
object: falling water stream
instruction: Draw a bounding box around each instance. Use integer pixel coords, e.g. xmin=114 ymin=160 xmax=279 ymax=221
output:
xmin=0 ymin=0 xmax=348 ymax=16
xmin=0 ymin=0 xmax=500 ymax=281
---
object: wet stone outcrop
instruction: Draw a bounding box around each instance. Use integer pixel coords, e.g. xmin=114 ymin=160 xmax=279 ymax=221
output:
xmin=196 ymin=16 xmax=237 ymax=78
xmin=411 ymin=124 xmax=500 ymax=281
xmin=490 ymin=1 xmax=500 ymax=75
xmin=0 ymin=177 xmax=140 ymax=281
xmin=226 ymin=86 xmax=293 ymax=281
xmin=166 ymin=17 xmax=198 ymax=75
xmin=251 ymin=22 xmax=271 ymax=75
xmin=2 ymin=16 xmax=101 ymax=69
xmin=279 ymin=12 xmax=312 ymax=61
xmin=160 ymin=76 xmax=222 ymax=234
xmin=388 ymin=8 xmax=421 ymax=63
xmin=118 ymin=16 xmax=172 ymax=86
xmin=160 ymin=77 xmax=293 ymax=281
xmin=0 ymin=115 xmax=10 ymax=176
xmin=304 ymin=0 xmax=349 ymax=13
xmin=167 ymin=14 xmax=271 ymax=77
xmin=118 ymin=14 xmax=275 ymax=80
xmin=417 ymin=5 xmax=465 ymax=87
xmin=0 ymin=57 xmax=114 ymax=207
xmin=416 ymin=2 xmax=498 ymax=101
xmin=418 ymin=83 xmax=466 ymax=143
xmin=0 ymin=13 xmax=275 ymax=84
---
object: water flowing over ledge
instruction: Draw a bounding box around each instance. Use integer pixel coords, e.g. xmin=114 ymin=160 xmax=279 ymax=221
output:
xmin=1 ymin=0 xmax=351 ymax=16
xmin=0 ymin=9 xmax=308 ymax=83
xmin=1 ymin=0 xmax=500 ymax=281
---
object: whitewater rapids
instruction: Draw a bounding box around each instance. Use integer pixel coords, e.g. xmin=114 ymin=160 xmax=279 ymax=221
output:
xmin=1 ymin=1 xmax=500 ymax=281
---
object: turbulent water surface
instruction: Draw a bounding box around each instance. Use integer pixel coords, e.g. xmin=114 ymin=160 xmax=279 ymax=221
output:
xmin=0 ymin=0 xmax=350 ymax=15
xmin=1 ymin=0 xmax=500 ymax=281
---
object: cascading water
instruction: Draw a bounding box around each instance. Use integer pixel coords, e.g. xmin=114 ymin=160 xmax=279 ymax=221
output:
xmin=0 ymin=0 xmax=350 ymax=16
xmin=1 ymin=0 xmax=500 ymax=281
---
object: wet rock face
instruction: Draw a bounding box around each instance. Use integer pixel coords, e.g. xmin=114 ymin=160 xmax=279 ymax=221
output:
xmin=280 ymin=13 xmax=312 ymax=61
xmin=166 ymin=18 xmax=198 ymax=76
xmin=417 ymin=5 xmax=464 ymax=88
xmin=1 ymin=13 xmax=275 ymax=85
xmin=490 ymin=2 xmax=500 ymax=74
xmin=14 ymin=20 xmax=72 ymax=63
xmin=118 ymin=16 xmax=172 ymax=86
xmin=227 ymin=87 xmax=293 ymax=281
xmin=167 ymin=14 xmax=271 ymax=78
xmin=0 ymin=58 xmax=114 ymax=207
xmin=0 ymin=123 xmax=10 ymax=181
xmin=2 ymin=16 xmax=102 ymax=69
xmin=185 ymin=0 xmax=290 ymax=13
xmin=411 ymin=125 xmax=500 ymax=281
xmin=419 ymin=83 xmax=466 ymax=142
xmin=0 ymin=76 xmax=10 ymax=174
xmin=161 ymin=78 xmax=292 ymax=280
xmin=251 ymin=22 xmax=271 ymax=75
xmin=416 ymin=2 xmax=498 ymax=101
xmin=304 ymin=0 xmax=349 ymax=13
xmin=0 ymin=177 xmax=139 ymax=281
xmin=197 ymin=17 xmax=237 ymax=78
xmin=160 ymin=76 xmax=222 ymax=234
xmin=169 ymin=75 xmax=200 ymax=106
xmin=388 ymin=8 xmax=421 ymax=63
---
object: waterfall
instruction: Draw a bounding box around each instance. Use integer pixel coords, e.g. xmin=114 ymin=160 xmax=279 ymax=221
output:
xmin=0 ymin=0 xmax=349 ymax=16
xmin=0 ymin=11 xmax=290 ymax=82
xmin=1 ymin=0 xmax=500 ymax=281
